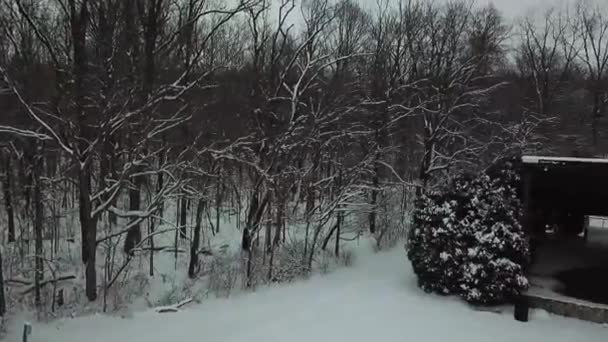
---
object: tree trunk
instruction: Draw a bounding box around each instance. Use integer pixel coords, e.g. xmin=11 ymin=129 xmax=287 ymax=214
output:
xmin=0 ymin=247 xmax=5 ymax=317
xmin=85 ymin=228 xmax=97 ymax=301
xmin=273 ymin=201 xmax=282 ymax=248
xmin=150 ymin=164 xmax=164 ymax=276
xmin=335 ymin=214 xmax=341 ymax=257
xmin=19 ymin=153 xmax=32 ymax=246
xmin=245 ymin=248 xmax=254 ymax=288
xmin=401 ymin=185 xmax=408 ymax=213
xmin=179 ymin=194 xmax=188 ymax=239
xmin=2 ymin=154 xmax=15 ymax=242
xmin=79 ymin=169 xmax=91 ymax=263
xmin=308 ymin=223 xmax=324 ymax=270
xmin=242 ymin=192 xmax=259 ymax=251
xmin=124 ymin=177 xmax=143 ymax=254
xmin=79 ymin=167 xmax=97 ymax=301
xmin=72 ymin=2 xmax=95 ymax=302
xmin=418 ymin=138 xmax=434 ymax=196
xmin=188 ymin=199 xmax=206 ymax=278
xmin=244 ymin=191 xmax=269 ymax=287
xmin=321 ymin=221 xmax=339 ymax=251
xmin=102 ymin=141 xmax=117 ymax=226
xmin=174 ymin=200 xmax=180 ymax=268
xmin=335 ymin=168 xmax=343 ymax=257
xmin=267 ymin=245 xmax=275 ymax=281
xmin=33 ymin=151 xmax=44 ymax=309
xmin=303 ymin=221 xmax=311 ymax=262
xmin=148 ymin=218 xmax=155 ymax=277
xmin=306 ymin=184 xmax=315 ymax=216
xmin=216 ymin=167 xmax=222 ymax=234
xmin=268 ymin=199 xmax=283 ymax=281
xmin=264 ymin=209 xmax=272 ymax=256
xmin=369 ymin=153 xmax=379 ymax=234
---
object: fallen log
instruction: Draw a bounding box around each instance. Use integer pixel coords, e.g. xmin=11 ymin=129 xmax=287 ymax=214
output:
xmin=155 ymin=298 xmax=195 ymax=313
xmin=20 ymin=275 xmax=76 ymax=295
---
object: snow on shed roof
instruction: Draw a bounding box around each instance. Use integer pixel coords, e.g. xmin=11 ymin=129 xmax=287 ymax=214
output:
xmin=522 ymin=155 xmax=608 ymax=164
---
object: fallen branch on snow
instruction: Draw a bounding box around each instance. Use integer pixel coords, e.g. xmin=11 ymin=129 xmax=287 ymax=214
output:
xmin=140 ymin=246 xmax=187 ymax=253
xmin=19 ymin=275 xmax=76 ymax=295
xmin=155 ymin=298 xmax=195 ymax=313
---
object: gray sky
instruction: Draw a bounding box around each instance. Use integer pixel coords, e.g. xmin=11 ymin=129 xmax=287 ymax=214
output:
xmin=353 ymin=0 xmax=606 ymax=19
xmin=478 ymin=0 xmax=572 ymax=18
xmin=273 ymin=0 xmax=607 ymax=34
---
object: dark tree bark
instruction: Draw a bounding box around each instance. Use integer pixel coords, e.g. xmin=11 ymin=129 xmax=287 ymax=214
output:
xmin=33 ymin=149 xmax=43 ymax=308
xmin=148 ymin=217 xmax=155 ymax=277
xmin=179 ymin=195 xmax=188 ymax=239
xmin=150 ymin=165 xmax=164 ymax=276
xmin=0 ymin=247 xmax=5 ymax=317
xmin=321 ymin=221 xmax=339 ymax=251
xmin=188 ymin=199 xmax=206 ymax=278
xmin=80 ymin=169 xmax=98 ymax=301
xmin=369 ymin=153 xmax=379 ymax=234
xmin=66 ymin=0 xmax=98 ymax=302
xmin=272 ymin=200 xmax=283 ymax=248
xmin=264 ymin=205 xmax=272 ymax=255
xmin=268 ymin=198 xmax=284 ymax=281
xmin=244 ymin=191 xmax=269 ymax=287
xmin=124 ymin=175 xmax=144 ymax=255
xmin=335 ymin=168 xmax=343 ymax=257
xmin=334 ymin=215 xmax=341 ymax=257
xmin=215 ymin=167 xmax=222 ymax=234
xmin=2 ymin=153 xmax=15 ymax=242
xmin=242 ymin=192 xmax=259 ymax=251
xmin=125 ymin=0 xmax=165 ymax=248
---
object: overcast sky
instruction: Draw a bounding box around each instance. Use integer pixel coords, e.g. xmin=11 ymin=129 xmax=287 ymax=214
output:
xmin=272 ymin=0 xmax=607 ymax=34
xmin=470 ymin=0 xmax=572 ymax=18
xmin=352 ymin=0 xmax=606 ymax=19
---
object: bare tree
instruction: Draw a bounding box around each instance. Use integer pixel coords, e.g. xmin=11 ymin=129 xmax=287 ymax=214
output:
xmin=517 ymin=7 xmax=579 ymax=116
xmin=1 ymin=148 xmax=15 ymax=242
xmin=576 ymin=2 xmax=608 ymax=146
xmin=407 ymin=1 xmax=509 ymax=186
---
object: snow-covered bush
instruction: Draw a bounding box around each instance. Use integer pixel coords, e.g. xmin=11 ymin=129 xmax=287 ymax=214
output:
xmin=269 ymin=239 xmax=311 ymax=283
xmin=207 ymin=251 xmax=240 ymax=297
xmin=407 ymin=159 xmax=530 ymax=305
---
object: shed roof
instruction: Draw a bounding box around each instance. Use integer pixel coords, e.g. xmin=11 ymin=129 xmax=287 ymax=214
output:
xmin=522 ymin=156 xmax=608 ymax=165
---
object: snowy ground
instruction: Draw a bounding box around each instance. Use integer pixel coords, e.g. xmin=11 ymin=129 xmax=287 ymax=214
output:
xmin=530 ymin=224 xmax=608 ymax=277
xmin=527 ymin=221 xmax=608 ymax=309
xmin=7 ymin=247 xmax=607 ymax=342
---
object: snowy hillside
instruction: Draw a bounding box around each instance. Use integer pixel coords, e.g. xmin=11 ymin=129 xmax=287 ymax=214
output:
xmin=4 ymin=0 xmax=608 ymax=339
xmin=7 ymin=247 xmax=607 ymax=342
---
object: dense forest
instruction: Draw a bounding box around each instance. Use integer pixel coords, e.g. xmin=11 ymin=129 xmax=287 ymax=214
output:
xmin=0 ymin=0 xmax=607 ymax=321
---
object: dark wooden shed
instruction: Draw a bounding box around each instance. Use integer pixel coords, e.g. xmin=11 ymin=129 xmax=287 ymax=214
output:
xmin=522 ymin=156 xmax=608 ymax=237
xmin=520 ymin=156 xmax=608 ymax=322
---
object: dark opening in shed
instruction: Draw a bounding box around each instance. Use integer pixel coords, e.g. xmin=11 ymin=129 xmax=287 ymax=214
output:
xmin=522 ymin=155 xmax=608 ymax=308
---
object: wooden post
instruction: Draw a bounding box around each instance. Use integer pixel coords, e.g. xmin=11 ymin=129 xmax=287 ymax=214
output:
xmin=521 ymin=169 xmax=538 ymax=267
xmin=514 ymin=295 xmax=529 ymax=322
xmin=22 ymin=322 xmax=32 ymax=342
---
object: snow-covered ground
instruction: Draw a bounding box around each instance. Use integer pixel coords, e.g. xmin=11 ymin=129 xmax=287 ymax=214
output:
xmin=526 ymin=222 xmax=608 ymax=311
xmin=530 ymin=224 xmax=608 ymax=277
xmin=7 ymin=246 xmax=607 ymax=342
